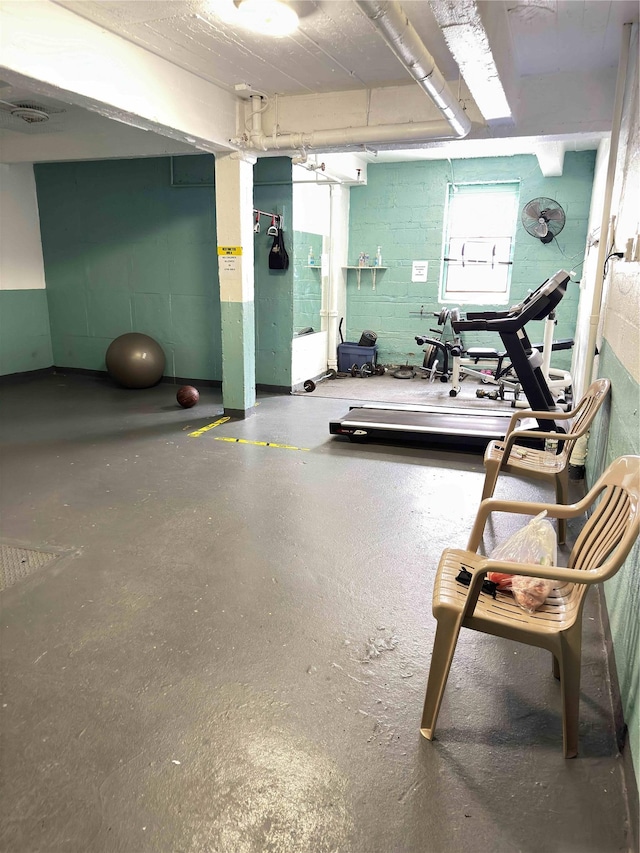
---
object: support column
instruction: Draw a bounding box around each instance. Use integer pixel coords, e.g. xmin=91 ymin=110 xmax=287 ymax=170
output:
xmin=215 ymin=152 xmax=257 ymax=418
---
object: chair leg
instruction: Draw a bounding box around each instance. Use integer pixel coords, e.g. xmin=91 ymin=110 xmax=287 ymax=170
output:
xmin=555 ymin=470 xmax=569 ymax=544
xmin=558 ymin=628 xmax=582 ymax=758
xmin=420 ymin=611 xmax=464 ymax=741
xmin=481 ymin=458 xmax=501 ymax=501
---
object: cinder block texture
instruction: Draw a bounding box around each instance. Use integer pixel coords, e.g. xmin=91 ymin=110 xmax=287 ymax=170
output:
xmin=347 ymin=153 xmax=596 ymax=368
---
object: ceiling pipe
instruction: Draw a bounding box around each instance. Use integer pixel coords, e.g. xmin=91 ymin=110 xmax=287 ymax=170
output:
xmin=233 ymin=96 xmax=465 ymax=151
xmin=230 ymin=2 xmax=471 ymax=153
xmin=355 ymin=0 xmax=471 ymax=139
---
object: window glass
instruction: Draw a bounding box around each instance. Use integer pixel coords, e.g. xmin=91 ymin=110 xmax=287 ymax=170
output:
xmin=440 ymin=183 xmax=519 ymax=303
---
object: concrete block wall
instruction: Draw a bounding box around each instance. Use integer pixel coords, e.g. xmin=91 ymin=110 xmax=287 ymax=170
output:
xmin=347 ymin=153 xmax=596 ymax=369
xmin=35 ymin=156 xmax=222 ymax=381
xmin=31 ymin=155 xmax=298 ymax=389
xmin=585 ymin=37 xmax=640 ymax=779
xmin=0 ymin=164 xmax=53 ymax=376
xmin=293 ymin=231 xmax=323 ymax=334
xmin=253 ymin=158 xmax=294 ymax=388
xmin=0 ymin=289 xmax=52 ymax=376
xmin=586 ymin=343 xmax=640 ymax=770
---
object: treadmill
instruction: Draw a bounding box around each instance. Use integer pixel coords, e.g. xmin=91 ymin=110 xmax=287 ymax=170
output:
xmin=329 ymin=269 xmax=571 ymax=449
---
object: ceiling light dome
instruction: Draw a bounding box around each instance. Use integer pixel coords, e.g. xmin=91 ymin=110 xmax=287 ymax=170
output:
xmin=235 ymin=0 xmax=298 ymax=36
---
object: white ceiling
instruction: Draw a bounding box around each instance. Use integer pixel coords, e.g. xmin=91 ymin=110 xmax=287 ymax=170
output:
xmin=52 ymin=0 xmax=637 ymax=93
xmin=0 ymin=0 xmax=638 ymax=164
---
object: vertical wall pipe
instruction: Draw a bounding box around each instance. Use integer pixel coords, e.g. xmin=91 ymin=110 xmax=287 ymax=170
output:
xmin=576 ymin=23 xmax=632 ymax=400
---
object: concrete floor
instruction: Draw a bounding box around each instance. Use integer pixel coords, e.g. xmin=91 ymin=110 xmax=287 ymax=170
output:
xmin=293 ymin=369 xmax=521 ymax=409
xmin=0 ymin=372 xmax=634 ymax=853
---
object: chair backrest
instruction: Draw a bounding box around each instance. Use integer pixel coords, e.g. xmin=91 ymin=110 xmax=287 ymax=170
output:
xmin=569 ymin=455 xmax=640 ymax=578
xmin=559 ymin=378 xmax=611 ymax=461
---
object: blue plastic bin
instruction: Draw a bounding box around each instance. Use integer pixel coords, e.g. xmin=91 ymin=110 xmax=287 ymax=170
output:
xmin=338 ymin=342 xmax=378 ymax=372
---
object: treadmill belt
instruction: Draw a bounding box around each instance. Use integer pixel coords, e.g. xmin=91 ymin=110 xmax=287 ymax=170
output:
xmin=330 ymin=406 xmax=513 ymax=448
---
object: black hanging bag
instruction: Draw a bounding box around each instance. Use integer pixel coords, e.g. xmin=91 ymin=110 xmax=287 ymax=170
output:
xmin=269 ymin=227 xmax=289 ymax=270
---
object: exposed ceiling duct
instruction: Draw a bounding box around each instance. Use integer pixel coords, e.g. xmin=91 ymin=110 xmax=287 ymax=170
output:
xmin=230 ymin=0 xmax=471 ymax=154
xmin=355 ymin=0 xmax=472 ymax=139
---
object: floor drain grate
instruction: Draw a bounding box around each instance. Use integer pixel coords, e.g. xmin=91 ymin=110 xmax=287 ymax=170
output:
xmin=0 ymin=544 xmax=59 ymax=591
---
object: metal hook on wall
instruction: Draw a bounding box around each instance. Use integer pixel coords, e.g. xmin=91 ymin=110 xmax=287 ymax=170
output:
xmin=253 ymin=208 xmax=285 ymax=232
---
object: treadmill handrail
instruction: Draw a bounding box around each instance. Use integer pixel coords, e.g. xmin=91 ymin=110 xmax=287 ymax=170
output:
xmin=451 ymin=270 xmax=570 ymax=333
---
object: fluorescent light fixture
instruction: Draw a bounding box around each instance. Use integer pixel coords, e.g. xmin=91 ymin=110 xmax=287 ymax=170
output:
xmin=234 ymin=0 xmax=299 ymax=36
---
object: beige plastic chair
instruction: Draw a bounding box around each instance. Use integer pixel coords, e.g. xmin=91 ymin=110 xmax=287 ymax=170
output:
xmin=481 ymin=378 xmax=611 ymax=544
xmin=420 ymin=455 xmax=640 ymax=758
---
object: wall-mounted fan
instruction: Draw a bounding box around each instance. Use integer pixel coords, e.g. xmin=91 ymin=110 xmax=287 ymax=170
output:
xmin=522 ymin=197 xmax=566 ymax=244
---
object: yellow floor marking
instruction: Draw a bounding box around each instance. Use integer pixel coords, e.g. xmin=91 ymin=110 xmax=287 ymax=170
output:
xmin=188 ymin=416 xmax=230 ymax=437
xmin=214 ymin=436 xmax=310 ymax=452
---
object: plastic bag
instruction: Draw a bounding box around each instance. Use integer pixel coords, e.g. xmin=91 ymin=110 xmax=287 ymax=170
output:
xmin=487 ymin=511 xmax=557 ymax=613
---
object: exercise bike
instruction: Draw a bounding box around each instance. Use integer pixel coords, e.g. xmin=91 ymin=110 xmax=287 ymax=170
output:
xmin=412 ymin=308 xmax=521 ymax=398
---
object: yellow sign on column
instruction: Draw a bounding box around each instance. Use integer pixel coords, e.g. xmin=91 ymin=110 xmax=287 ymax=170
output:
xmin=218 ymin=246 xmax=243 ymax=256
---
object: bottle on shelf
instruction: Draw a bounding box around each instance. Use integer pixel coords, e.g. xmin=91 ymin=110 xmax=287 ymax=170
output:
xmin=358 ymin=252 xmax=366 ymax=267
xmin=308 ymin=246 xmax=315 ymax=266
xmin=375 ymin=246 xmax=383 ymax=267
xmin=364 ymin=252 xmax=370 ymax=267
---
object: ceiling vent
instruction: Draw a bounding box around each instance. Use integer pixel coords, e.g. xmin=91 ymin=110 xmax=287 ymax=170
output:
xmin=0 ymin=99 xmax=66 ymax=134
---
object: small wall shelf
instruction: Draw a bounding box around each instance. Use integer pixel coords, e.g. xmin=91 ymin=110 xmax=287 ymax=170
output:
xmin=344 ymin=266 xmax=388 ymax=290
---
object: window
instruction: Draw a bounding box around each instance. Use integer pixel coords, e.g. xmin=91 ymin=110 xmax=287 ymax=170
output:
xmin=440 ymin=182 xmax=519 ymax=304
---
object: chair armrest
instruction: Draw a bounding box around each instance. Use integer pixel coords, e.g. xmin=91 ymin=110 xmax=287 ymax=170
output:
xmin=460 ymin=557 xmax=595 ymax=620
xmin=512 ymin=407 xmax=576 ymax=423
xmin=505 ymin=406 xmax=575 ymax=436
xmin=481 ymin=558 xmax=595 ymax=584
xmin=500 ymin=427 xmax=569 ymax=463
xmin=466 ymin=495 xmax=590 ymax=552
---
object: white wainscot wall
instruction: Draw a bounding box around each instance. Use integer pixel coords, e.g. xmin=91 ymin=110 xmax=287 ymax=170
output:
xmin=291 ymin=331 xmax=328 ymax=387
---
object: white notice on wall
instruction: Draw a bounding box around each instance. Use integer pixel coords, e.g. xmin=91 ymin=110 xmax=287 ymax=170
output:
xmin=219 ymin=255 xmax=239 ymax=274
xmin=412 ymin=261 xmax=428 ymax=282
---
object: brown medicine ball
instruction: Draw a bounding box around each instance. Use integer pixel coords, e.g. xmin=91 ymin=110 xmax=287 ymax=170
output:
xmin=176 ymin=385 xmax=199 ymax=408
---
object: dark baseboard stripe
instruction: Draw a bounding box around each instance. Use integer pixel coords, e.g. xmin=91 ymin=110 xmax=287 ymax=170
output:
xmin=1 ymin=368 xmax=288 ymax=395
xmin=597 ymin=584 xmax=639 ymax=851
xmin=0 ymin=366 xmax=55 ymax=384
xmin=0 ymin=366 xmax=223 ymax=389
xmin=162 ymin=376 xmax=221 ymax=388
xmin=256 ymin=383 xmax=291 ymax=394
xmin=223 ymin=407 xmax=255 ymax=420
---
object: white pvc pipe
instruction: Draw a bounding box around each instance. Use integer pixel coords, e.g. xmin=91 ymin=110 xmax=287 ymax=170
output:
xmin=232 ymin=1 xmax=472 ymax=154
xmin=577 ymin=23 xmax=632 ymax=399
xmin=356 ymin=0 xmax=471 ymax=139
xmin=239 ymin=118 xmax=460 ymax=152
xmin=541 ymin=312 xmax=555 ymax=380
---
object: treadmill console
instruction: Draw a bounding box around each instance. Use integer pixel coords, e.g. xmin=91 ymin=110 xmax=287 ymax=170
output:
xmin=507 ymin=269 xmax=571 ymax=321
xmin=451 ymin=270 xmax=571 ymax=334
xmin=449 ymin=270 xmax=572 ymax=427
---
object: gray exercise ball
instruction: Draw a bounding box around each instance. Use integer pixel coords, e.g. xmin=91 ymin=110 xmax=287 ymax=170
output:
xmin=105 ymin=332 xmax=166 ymax=389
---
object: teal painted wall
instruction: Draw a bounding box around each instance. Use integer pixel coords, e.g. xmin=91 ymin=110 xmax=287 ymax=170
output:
xmin=34 ymin=156 xmax=222 ymax=381
xmin=254 ymin=158 xmax=294 ymax=387
xmin=347 ymin=152 xmax=596 ymax=368
xmin=220 ymin=299 xmax=256 ymax=409
xmin=293 ymin=230 xmax=323 ymax=333
xmin=586 ymin=342 xmax=640 ymax=772
xmin=0 ymin=289 xmax=52 ymax=375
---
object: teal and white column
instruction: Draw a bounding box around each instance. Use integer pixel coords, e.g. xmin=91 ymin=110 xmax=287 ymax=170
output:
xmin=214 ymin=152 xmax=257 ymax=418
